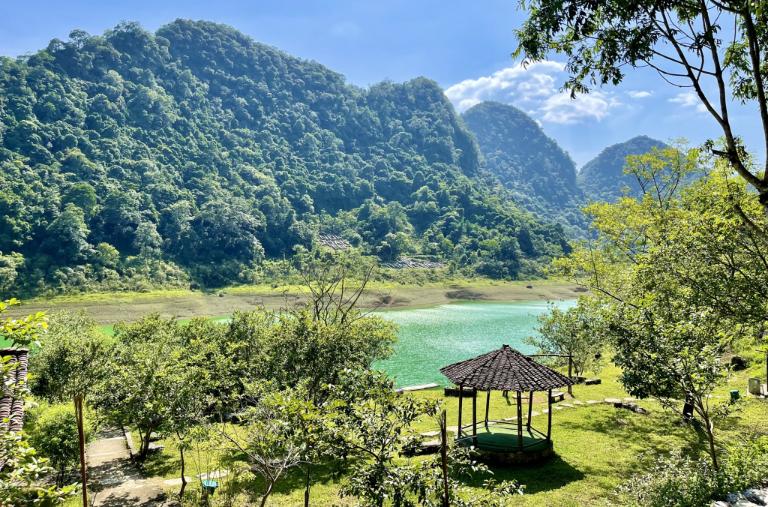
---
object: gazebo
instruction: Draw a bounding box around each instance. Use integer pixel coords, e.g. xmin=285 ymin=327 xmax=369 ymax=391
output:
xmin=440 ymin=344 xmax=574 ymax=463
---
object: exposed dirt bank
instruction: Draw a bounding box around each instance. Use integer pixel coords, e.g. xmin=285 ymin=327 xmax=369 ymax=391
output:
xmin=9 ymin=281 xmax=583 ymax=324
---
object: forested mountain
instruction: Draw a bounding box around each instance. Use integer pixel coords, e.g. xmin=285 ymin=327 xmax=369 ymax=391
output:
xmin=578 ymin=136 xmax=668 ymax=202
xmin=0 ymin=20 xmax=570 ymax=295
xmin=462 ymin=102 xmax=586 ymax=233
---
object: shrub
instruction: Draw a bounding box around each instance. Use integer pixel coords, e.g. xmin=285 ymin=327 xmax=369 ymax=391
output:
xmin=27 ymin=404 xmax=93 ymax=486
xmin=618 ymin=451 xmax=716 ymax=507
xmin=619 ymin=438 xmax=768 ymax=507
xmin=716 ymin=436 xmax=768 ymax=494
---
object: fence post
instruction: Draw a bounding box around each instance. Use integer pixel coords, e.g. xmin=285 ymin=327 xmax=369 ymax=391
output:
xmin=75 ymin=394 xmax=88 ymax=507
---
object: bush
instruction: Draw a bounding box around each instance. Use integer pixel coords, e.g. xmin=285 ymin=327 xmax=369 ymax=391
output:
xmin=27 ymin=404 xmax=93 ymax=486
xmin=618 ymin=451 xmax=716 ymax=507
xmin=619 ymin=438 xmax=768 ymax=507
xmin=717 ymin=436 xmax=768 ymax=494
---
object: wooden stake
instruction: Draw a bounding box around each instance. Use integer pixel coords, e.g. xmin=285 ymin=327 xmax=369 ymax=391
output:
xmin=74 ymin=395 xmax=88 ymax=507
xmin=440 ymin=410 xmax=450 ymax=507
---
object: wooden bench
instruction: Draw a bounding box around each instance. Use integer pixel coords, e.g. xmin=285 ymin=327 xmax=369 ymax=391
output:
xmin=444 ymin=387 xmax=477 ymax=398
xmin=550 ymin=391 xmax=565 ymax=403
xmin=585 ymin=378 xmax=602 ymax=385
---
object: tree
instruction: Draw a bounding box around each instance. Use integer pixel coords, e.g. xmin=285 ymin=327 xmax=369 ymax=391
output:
xmin=527 ymin=301 xmax=606 ymax=378
xmin=0 ymin=431 xmax=77 ymax=505
xmin=0 ymin=299 xmax=76 ymax=504
xmin=162 ymin=363 xmax=207 ymax=499
xmin=218 ymin=384 xmax=310 ymax=507
xmin=62 ymin=183 xmax=98 ymax=218
xmin=334 ymin=370 xmax=437 ymax=507
xmin=0 ymin=252 xmax=23 ymax=296
xmin=514 ymin=0 xmax=768 ymax=215
xmin=27 ymin=404 xmax=93 ymax=486
xmin=42 ymin=204 xmax=91 ymax=264
xmin=93 ymin=315 xmax=192 ymax=461
xmin=554 ymin=148 xmax=768 ymax=469
xmin=31 ymin=311 xmax=111 ymax=403
xmin=30 ymin=311 xmax=111 ymax=504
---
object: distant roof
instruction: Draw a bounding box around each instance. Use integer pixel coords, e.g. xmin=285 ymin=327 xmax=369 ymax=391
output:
xmin=440 ymin=345 xmax=574 ymax=391
xmin=0 ymin=349 xmax=29 ymax=433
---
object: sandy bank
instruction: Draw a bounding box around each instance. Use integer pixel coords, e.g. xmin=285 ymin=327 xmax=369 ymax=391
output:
xmin=9 ymin=280 xmax=585 ymax=324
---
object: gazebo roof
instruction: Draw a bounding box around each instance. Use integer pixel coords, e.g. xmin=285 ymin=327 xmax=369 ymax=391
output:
xmin=440 ymin=345 xmax=574 ymax=392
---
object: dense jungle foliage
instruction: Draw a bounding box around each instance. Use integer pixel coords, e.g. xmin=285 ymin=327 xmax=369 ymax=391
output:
xmin=0 ymin=20 xmax=572 ymax=296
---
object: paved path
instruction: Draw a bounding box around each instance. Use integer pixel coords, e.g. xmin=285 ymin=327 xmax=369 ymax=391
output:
xmin=87 ymin=428 xmax=176 ymax=506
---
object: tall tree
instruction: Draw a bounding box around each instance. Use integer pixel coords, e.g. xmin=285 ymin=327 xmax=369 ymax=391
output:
xmin=515 ymin=0 xmax=768 ymax=214
xmin=555 ymin=148 xmax=768 ymax=468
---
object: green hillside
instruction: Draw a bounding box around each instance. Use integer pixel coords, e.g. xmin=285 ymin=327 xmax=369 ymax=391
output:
xmin=462 ymin=102 xmax=586 ymax=234
xmin=0 ymin=20 xmax=570 ymax=296
xmin=578 ymin=135 xmax=668 ymax=202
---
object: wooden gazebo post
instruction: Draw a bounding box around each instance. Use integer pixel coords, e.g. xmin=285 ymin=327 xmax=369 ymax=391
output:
xmin=527 ymin=391 xmax=533 ymax=431
xmin=516 ymin=391 xmax=523 ymax=450
xmin=546 ymin=388 xmax=553 ymax=440
xmin=484 ymin=390 xmax=491 ymax=429
xmin=472 ymin=388 xmax=477 ymax=445
xmin=457 ymin=382 xmax=463 ymax=438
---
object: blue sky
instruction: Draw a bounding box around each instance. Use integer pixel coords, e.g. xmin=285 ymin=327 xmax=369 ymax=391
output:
xmin=0 ymin=0 xmax=762 ymax=166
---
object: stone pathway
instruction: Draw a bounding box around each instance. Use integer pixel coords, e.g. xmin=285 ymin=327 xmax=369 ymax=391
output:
xmin=87 ymin=428 xmax=176 ymax=506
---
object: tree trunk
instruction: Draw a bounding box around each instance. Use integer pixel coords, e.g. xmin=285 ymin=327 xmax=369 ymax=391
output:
xmin=178 ymin=438 xmax=187 ymax=498
xmin=304 ymin=464 xmax=311 ymax=507
xmin=260 ymin=481 xmax=274 ymax=507
xmin=74 ymin=395 xmax=88 ymax=507
xmin=139 ymin=426 xmax=153 ymax=461
xmin=701 ymin=410 xmax=719 ymax=471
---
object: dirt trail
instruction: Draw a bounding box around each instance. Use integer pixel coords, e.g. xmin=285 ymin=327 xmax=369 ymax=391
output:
xmin=86 ymin=428 xmax=175 ymax=506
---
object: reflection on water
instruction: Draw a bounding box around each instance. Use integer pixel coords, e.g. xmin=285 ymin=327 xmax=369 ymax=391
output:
xmin=374 ymin=300 xmax=576 ymax=387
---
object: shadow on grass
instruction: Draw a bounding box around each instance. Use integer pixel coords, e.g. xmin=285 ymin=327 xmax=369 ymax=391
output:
xmin=139 ymin=449 xmax=179 ymax=479
xmin=480 ymin=455 xmax=585 ymax=495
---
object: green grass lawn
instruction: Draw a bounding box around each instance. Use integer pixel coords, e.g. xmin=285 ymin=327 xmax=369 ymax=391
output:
xmin=131 ymin=357 xmax=768 ymax=506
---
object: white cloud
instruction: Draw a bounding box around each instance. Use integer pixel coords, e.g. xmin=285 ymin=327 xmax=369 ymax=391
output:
xmin=445 ymin=62 xmax=620 ymax=124
xmin=627 ymin=90 xmax=653 ymax=99
xmin=539 ymin=91 xmax=619 ymax=124
xmin=669 ymin=91 xmax=708 ymax=113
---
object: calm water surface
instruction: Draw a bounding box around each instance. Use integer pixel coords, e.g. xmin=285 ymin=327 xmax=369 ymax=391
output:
xmin=374 ymin=300 xmax=575 ymax=387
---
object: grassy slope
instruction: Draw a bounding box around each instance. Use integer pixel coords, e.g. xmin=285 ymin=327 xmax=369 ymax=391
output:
xmin=135 ymin=358 xmax=768 ymax=506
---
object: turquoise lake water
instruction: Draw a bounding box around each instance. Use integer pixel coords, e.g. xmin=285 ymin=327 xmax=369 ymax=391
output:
xmin=374 ymin=300 xmax=576 ymax=387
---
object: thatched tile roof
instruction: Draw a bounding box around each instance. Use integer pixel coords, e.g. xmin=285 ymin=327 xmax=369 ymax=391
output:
xmin=0 ymin=349 xmax=29 ymax=433
xmin=440 ymin=345 xmax=574 ymax=392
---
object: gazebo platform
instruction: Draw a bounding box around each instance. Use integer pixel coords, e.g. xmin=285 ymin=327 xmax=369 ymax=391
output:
xmin=457 ymin=423 xmax=554 ymax=465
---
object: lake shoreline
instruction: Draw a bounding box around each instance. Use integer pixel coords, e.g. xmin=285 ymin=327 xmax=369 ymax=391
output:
xmin=7 ymin=280 xmax=584 ymax=324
